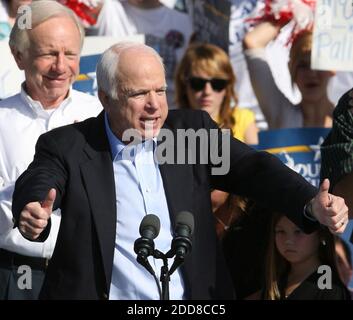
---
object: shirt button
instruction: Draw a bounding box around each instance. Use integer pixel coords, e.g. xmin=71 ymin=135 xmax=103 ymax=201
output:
xmin=102 ymin=292 xmax=108 ymax=300
xmin=146 ymin=188 xmax=150 ymax=193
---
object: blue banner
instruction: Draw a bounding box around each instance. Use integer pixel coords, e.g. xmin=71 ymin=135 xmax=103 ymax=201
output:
xmin=73 ymin=54 xmax=100 ymax=96
xmin=257 ymin=128 xmax=330 ymax=187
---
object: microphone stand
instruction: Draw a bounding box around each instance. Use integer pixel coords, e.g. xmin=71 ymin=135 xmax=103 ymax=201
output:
xmin=168 ymin=254 xmax=184 ymax=276
xmin=138 ymin=242 xmax=191 ymax=300
xmin=153 ymin=249 xmax=170 ymax=300
xmin=153 ymin=236 xmax=191 ymax=300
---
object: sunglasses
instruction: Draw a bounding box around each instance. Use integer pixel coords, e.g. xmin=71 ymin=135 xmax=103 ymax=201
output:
xmin=188 ymin=77 xmax=229 ymax=92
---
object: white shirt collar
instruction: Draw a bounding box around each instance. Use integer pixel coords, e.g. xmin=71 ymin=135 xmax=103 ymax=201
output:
xmin=104 ymin=112 xmax=158 ymax=162
xmin=19 ymin=83 xmax=73 ymax=118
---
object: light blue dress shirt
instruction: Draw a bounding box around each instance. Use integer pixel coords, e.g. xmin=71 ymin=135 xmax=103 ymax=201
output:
xmin=104 ymin=113 xmax=185 ymax=300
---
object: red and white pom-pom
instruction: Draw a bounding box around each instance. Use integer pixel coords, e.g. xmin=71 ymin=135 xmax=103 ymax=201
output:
xmin=249 ymin=0 xmax=316 ymax=44
xmin=263 ymin=0 xmax=294 ymax=24
xmin=59 ymin=0 xmax=102 ymax=26
xmin=291 ymin=0 xmax=315 ymax=29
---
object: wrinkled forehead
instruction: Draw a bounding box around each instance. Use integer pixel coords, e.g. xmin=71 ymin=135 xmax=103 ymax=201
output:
xmin=119 ymin=50 xmax=164 ymax=77
xmin=117 ymin=51 xmax=166 ymax=93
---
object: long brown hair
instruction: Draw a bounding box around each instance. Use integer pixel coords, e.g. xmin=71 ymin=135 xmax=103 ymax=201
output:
xmin=175 ymin=43 xmax=237 ymax=132
xmin=263 ymin=211 xmax=338 ymax=300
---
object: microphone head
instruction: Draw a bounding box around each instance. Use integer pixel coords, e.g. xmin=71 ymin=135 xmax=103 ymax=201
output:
xmin=139 ymin=214 xmax=160 ymax=239
xmin=175 ymin=211 xmax=194 ymax=235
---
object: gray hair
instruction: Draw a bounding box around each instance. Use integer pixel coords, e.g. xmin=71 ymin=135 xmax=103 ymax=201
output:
xmin=9 ymin=0 xmax=85 ymax=53
xmin=96 ymin=42 xmax=165 ymax=100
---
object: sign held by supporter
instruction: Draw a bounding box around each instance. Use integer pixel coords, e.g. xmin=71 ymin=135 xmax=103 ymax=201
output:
xmin=192 ymin=0 xmax=231 ymax=52
xmin=312 ymin=0 xmax=353 ymax=71
xmin=257 ymin=128 xmax=330 ymax=187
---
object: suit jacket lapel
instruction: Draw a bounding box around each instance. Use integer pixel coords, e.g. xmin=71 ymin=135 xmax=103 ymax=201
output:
xmin=79 ymin=112 xmax=116 ymax=292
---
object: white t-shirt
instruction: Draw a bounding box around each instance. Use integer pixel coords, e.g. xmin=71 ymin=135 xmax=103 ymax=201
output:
xmin=0 ymin=87 xmax=102 ymax=258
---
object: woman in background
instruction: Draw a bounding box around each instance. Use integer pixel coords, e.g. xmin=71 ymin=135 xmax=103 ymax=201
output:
xmin=175 ymin=42 xmax=258 ymax=144
xmin=243 ymin=21 xmax=335 ymax=129
xmin=175 ymin=43 xmax=258 ymax=238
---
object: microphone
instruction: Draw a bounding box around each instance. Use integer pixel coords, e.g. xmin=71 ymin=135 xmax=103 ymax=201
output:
xmin=168 ymin=211 xmax=194 ymax=275
xmin=134 ymin=214 xmax=160 ymax=276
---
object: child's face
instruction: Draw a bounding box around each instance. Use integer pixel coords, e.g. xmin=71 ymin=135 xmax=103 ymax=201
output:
xmin=275 ymin=216 xmax=320 ymax=264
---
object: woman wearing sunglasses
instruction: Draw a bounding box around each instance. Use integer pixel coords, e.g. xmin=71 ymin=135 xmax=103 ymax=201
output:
xmin=175 ymin=43 xmax=258 ymax=238
xmin=175 ymin=42 xmax=258 ymax=144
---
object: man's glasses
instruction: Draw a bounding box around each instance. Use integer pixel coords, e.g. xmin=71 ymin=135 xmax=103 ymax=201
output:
xmin=188 ymin=77 xmax=229 ymax=92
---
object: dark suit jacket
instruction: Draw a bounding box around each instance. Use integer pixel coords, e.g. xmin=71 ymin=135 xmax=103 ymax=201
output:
xmin=12 ymin=110 xmax=318 ymax=300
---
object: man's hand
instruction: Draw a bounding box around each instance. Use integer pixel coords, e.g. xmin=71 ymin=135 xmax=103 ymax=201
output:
xmin=311 ymin=179 xmax=348 ymax=234
xmin=18 ymin=188 xmax=56 ymax=240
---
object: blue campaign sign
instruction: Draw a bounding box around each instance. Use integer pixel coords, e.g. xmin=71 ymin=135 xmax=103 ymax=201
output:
xmin=72 ymin=54 xmax=101 ymax=96
xmin=257 ymin=128 xmax=330 ymax=187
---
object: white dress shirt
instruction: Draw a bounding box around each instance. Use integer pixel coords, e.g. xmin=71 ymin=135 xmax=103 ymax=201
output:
xmin=0 ymin=86 xmax=102 ymax=258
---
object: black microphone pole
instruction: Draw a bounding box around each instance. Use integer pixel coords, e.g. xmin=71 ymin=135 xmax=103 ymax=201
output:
xmin=154 ymin=209 xmax=195 ymax=300
xmin=153 ymin=249 xmax=170 ymax=300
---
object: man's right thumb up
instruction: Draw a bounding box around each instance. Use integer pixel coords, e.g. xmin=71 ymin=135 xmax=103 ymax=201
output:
xmin=41 ymin=188 xmax=56 ymax=216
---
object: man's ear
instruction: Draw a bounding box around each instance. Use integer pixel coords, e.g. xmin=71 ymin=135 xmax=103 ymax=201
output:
xmin=10 ymin=46 xmax=25 ymax=70
xmin=98 ymin=89 xmax=109 ymax=109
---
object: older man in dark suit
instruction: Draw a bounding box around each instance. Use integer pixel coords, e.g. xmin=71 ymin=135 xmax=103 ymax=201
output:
xmin=12 ymin=42 xmax=348 ymax=300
